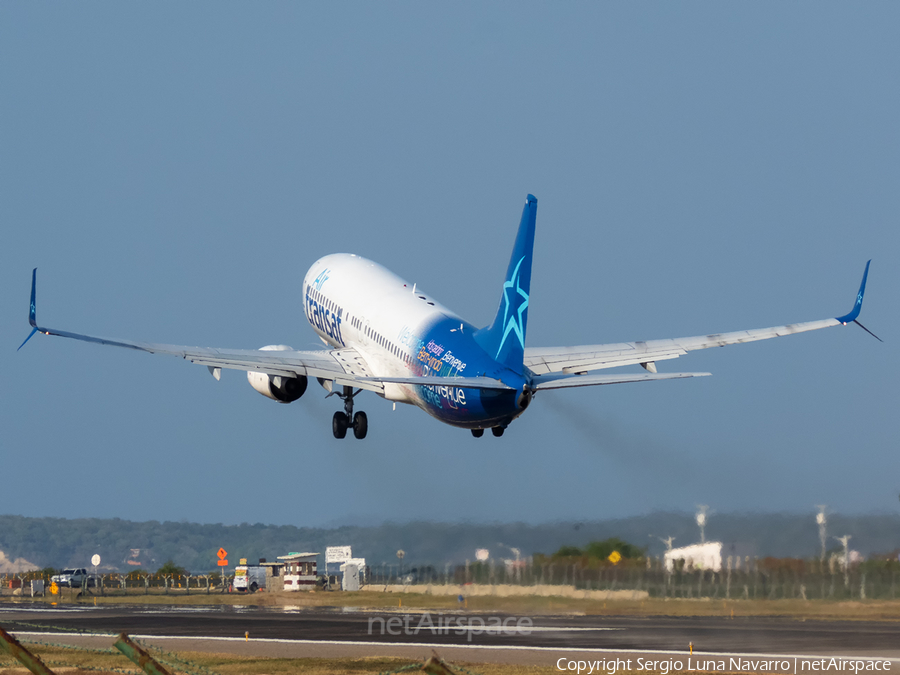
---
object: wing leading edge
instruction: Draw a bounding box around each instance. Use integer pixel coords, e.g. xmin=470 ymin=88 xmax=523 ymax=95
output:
xmin=526 ymin=261 xmax=875 ymax=378
xmin=18 ymin=270 xmax=398 ymax=392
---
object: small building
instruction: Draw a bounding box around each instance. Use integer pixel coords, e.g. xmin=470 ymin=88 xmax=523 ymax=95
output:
xmin=277 ymin=552 xmax=318 ymax=591
xmin=339 ymin=558 xmax=366 ymax=590
xmin=259 ymin=560 xmax=285 ymax=593
xmin=664 ymin=542 xmax=723 ymax=573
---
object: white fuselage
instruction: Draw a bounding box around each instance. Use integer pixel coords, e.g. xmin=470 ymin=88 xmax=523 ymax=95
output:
xmin=302 ymin=254 xmax=462 ymax=408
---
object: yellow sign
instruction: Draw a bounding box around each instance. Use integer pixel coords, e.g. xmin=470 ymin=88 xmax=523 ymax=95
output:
xmin=50 ymin=582 xmax=59 ymax=595
xmin=608 ymin=551 xmax=622 ymax=565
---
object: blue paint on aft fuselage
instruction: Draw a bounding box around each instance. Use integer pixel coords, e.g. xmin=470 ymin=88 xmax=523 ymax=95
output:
xmin=407 ymin=316 xmax=527 ymax=429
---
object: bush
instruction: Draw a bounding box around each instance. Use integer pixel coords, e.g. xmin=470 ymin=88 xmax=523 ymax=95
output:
xmin=156 ymin=560 xmax=186 ymax=576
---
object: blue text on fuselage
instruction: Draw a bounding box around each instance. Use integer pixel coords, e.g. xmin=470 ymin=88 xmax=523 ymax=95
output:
xmin=305 ymin=286 xmax=344 ymax=345
xmin=421 ymin=385 xmax=467 ymax=410
xmin=313 ymin=269 xmax=330 ymax=291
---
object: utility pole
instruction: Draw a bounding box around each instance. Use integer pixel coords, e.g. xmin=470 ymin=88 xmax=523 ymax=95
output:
xmin=650 ymin=534 xmax=676 ymax=551
xmin=834 ymin=535 xmax=851 ymax=587
xmin=497 ymin=543 xmax=522 ymax=582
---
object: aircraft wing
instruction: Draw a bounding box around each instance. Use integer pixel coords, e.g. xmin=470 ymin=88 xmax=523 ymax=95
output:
xmin=525 ymin=261 xmax=876 ymax=378
xmin=18 ymin=270 xmax=388 ymax=393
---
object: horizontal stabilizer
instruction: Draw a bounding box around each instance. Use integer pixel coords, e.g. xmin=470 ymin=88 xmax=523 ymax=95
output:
xmin=531 ymin=371 xmax=710 ymax=391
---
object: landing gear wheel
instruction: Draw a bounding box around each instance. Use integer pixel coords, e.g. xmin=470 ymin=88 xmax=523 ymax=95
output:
xmin=491 ymin=426 xmax=505 ymax=437
xmin=471 ymin=429 xmax=484 ymax=438
xmin=353 ymin=411 xmax=368 ymax=439
xmin=332 ymin=411 xmax=349 ymax=439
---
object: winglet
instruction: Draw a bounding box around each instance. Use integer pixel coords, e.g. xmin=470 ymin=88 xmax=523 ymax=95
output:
xmin=28 ymin=268 xmax=37 ymax=327
xmin=18 ymin=269 xmax=38 ymax=351
xmin=835 ymin=260 xmax=870 ymax=325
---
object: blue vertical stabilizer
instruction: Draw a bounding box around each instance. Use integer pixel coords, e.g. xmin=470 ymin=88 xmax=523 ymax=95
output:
xmin=474 ymin=194 xmax=538 ymax=373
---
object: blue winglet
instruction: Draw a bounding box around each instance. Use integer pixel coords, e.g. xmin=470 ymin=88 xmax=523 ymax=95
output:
xmin=28 ymin=268 xmax=37 ymax=327
xmin=17 ymin=327 xmax=38 ymax=352
xmin=18 ymin=268 xmax=39 ymax=351
xmin=835 ymin=260 xmax=871 ymax=325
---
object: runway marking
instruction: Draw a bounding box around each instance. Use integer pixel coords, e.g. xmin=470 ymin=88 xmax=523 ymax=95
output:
xmin=499 ymin=627 xmax=623 ymax=632
xmin=12 ymin=631 xmax=900 ymax=662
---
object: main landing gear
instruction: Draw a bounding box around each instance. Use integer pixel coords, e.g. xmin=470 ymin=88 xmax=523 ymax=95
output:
xmin=331 ymin=386 xmax=367 ymax=439
xmin=471 ymin=426 xmax=505 ymax=438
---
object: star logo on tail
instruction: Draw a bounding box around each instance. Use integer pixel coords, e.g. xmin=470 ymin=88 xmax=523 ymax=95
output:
xmin=496 ymin=256 xmax=529 ymax=358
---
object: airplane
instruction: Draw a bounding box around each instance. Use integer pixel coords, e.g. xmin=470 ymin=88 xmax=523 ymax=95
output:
xmin=19 ymin=194 xmax=877 ymax=440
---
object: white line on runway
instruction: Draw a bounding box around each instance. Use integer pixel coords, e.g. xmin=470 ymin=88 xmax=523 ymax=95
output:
xmin=12 ymin=631 xmax=900 ymax=662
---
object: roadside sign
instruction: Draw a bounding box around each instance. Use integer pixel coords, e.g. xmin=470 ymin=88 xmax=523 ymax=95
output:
xmin=91 ymin=554 xmax=101 ymax=567
xmin=608 ymin=550 xmax=622 ymax=565
xmin=326 ymin=546 xmax=352 ymax=563
xmin=217 ymin=548 xmax=228 ymax=567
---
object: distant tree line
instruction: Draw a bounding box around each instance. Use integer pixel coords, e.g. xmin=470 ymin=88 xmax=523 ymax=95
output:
xmin=2 ymin=512 xmax=899 ymax=572
xmin=532 ymin=537 xmax=645 ymax=567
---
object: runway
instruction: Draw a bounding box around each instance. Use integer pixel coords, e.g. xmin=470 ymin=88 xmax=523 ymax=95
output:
xmin=2 ymin=604 xmax=898 ymax=670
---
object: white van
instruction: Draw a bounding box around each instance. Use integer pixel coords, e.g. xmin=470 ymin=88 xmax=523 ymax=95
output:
xmin=233 ymin=564 xmax=266 ymax=592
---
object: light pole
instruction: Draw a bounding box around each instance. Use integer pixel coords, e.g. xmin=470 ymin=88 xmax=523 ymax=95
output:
xmin=696 ymin=505 xmax=710 ymax=544
xmin=815 ymin=506 xmax=827 ymax=565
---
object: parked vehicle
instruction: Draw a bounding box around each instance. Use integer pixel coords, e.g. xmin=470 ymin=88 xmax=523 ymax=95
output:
xmin=233 ymin=564 xmax=266 ymax=592
xmin=50 ymin=568 xmax=98 ymax=588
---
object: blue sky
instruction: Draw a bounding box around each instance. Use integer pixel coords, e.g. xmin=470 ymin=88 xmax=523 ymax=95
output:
xmin=2 ymin=3 xmax=897 ymax=527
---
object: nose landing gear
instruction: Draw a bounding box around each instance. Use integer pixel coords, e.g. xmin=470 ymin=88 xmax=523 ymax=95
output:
xmin=331 ymin=386 xmax=367 ymax=439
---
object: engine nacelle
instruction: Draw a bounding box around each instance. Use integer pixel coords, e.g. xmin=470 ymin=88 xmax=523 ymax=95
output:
xmin=247 ymin=345 xmax=308 ymax=404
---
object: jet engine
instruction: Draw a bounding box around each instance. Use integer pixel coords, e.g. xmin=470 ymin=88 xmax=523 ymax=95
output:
xmin=247 ymin=345 xmax=307 ymax=403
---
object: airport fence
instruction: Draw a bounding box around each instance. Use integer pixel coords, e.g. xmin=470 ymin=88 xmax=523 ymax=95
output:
xmin=368 ymin=556 xmax=900 ymax=601
xmin=4 ymin=557 xmax=899 ymax=602
xmin=0 ymin=571 xmax=235 ymax=598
